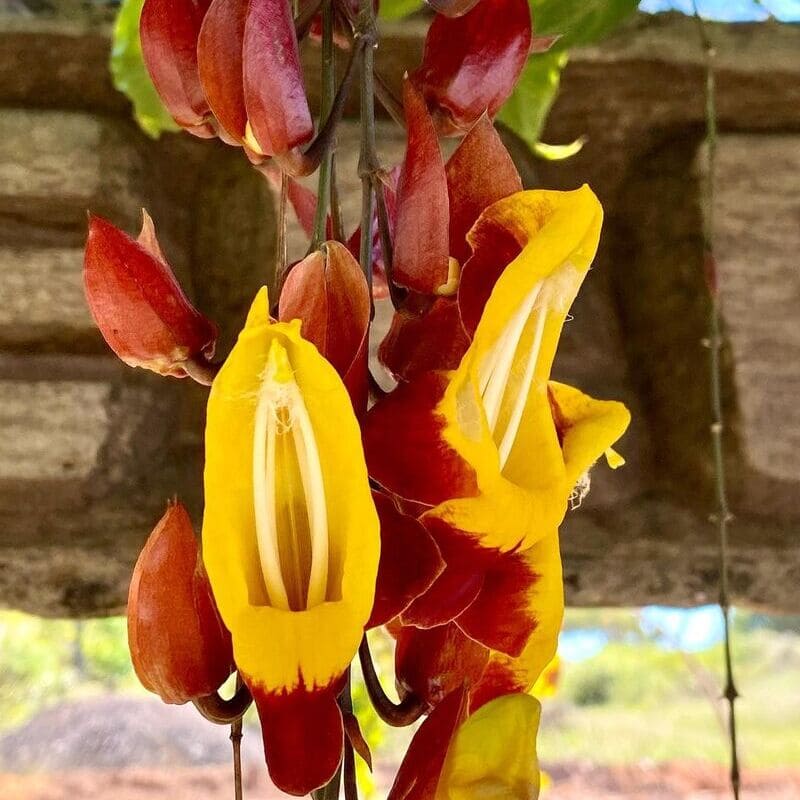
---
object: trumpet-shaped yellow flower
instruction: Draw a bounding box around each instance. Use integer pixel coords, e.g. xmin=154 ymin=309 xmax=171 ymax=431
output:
xmin=202 ymin=288 xmax=380 ymax=795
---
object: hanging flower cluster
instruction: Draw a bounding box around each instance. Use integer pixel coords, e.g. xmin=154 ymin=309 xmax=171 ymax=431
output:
xmin=84 ymin=0 xmax=630 ymax=797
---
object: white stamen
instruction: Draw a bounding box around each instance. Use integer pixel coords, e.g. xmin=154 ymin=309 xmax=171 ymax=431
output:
xmin=252 ymin=342 xmax=329 ymax=611
xmin=253 ymin=373 xmax=291 ymax=610
xmin=289 ymin=390 xmax=329 ymax=609
xmin=497 ymin=305 xmax=547 ymax=468
xmin=480 ymin=282 xmax=543 ymax=431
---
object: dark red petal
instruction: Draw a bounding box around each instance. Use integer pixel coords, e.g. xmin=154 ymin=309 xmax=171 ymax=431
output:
xmin=363 ymin=371 xmax=478 ymax=507
xmin=368 ymin=491 xmax=445 ymax=629
xmin=279 ymin=241 xmax=370 ymax=414
xmin=457 ymin=207 xmax=524 ymax=337
xmin=198 ymin=0 xmax=249 ymax=142
xmin=455 ymin=546 xmax=540 ymax=657
xmin=127 ymin=502 xmax=234 ymax=704
xmin=392 ymin=80 xmax=450 ymax=294
xmin=412 ymin=0 xmax=532 ymax=133
xmin=378 ymin=296 xmax=470 ymax=383
xmin=140 ymin=0 xmax=213 ymax=131
xmin=400 ymin=516 xmax=490 ymax=629
xmin=426 ymin=0 xmax=483 ymax=17
xmin=395 ymin=623 xmax=489 ymax=709
xmin=243 ymin=0 xmax=314 ymax=155
xmin=446 ymin=115 xmax=522 ymax=264
xmin=343 ymin=711 xmax=373 ymax=770
xmin=84 ymin=213 xmax=217 ymax=375
xmin=250 ymin=681 xmax=344 ymax=796
xmin=387 ymin=687 xmax=467 ymax=800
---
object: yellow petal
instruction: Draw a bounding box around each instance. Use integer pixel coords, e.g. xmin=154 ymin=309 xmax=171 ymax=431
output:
xmin=548 ymin=381 xmax=631 ymax=488
xmin=435 ymin=187 xmax=604 ymax=550
xmin=202 ymin=288 xmax=380 ymax=693
xmin=436 ymin=694 xmax=542 ymax=800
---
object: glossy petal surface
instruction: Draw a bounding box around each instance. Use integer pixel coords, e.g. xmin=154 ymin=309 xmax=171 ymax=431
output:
xmin=446 ymin=115 xmax=522 ymax=264
xmin=127 ymin=502 xmax=234 ymax=704
xmin=368 ymin=492 xmax=445 ymax=628
xmin=378 ymin=298 xmax=470 ymax=383
xmin=392 ymin=80 xmax=450 ymax=294
xmin=388 ymin=689 xmax=467 ymax=800
xmin=84 ymin=212 xmax=217 ymax=376
xmin=198 ymin=0 xmax=248 ymax=142
xmin=203 ymin=289 xmax=379 ymax=792
xmin=436 ymin=694 xmax=541 ymax=800
xmin=279 ymin=242 xmax=370 ymax=413
xmin=243 ymin=0 xmax=313 ymax=154
xmin=413 ymin=0 xmax=532 ymax=133
xmin=140 ymin=0 xmax=213 ymax=133
xmin=253 ymin=680 xmax=344 ymax=796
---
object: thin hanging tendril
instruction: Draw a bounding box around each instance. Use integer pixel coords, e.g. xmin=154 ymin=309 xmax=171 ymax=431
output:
xmin=692 ymin=5 xmax=741 ymax=799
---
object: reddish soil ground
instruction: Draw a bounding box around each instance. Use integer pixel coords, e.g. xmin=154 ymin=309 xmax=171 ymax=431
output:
xmin=1 ymin=761 xmax=798 ymax=800
xmin=0 ymin=697 xmax=797 ymax=799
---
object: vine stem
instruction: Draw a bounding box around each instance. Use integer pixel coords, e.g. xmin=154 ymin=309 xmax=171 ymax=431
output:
xmin=692 ymin=6 xmax=741 ymax=799
xmin=310 ymin=0 xmax=336 ymax=251
xmin=358 ymin=636 xmax=426 ymax=727
xmin=275 ymin=169 xmax=290 ymax=294
xmin=357 ymin=0 xmax=378 ymax=299
xmin=230 ymin=674 xmax=244 ymax=800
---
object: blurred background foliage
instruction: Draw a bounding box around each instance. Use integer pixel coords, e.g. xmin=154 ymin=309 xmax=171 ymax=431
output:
xmin=1 ymin=608 xmax=797 ymax=771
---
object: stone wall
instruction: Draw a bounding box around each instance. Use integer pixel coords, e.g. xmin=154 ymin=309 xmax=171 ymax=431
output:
xmin=0 ymin=11 xmax=798 ymax=616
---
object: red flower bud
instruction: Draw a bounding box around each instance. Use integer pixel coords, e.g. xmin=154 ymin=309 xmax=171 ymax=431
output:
xmin=412 ymin=0 xmax=532 ymax=134
xmin=392 ymin=80 xmax=451 ymax=295
xmin=84 ymin=212 xmax=217 ymax=377
xmin=197 ymin=0 xmax=249 ymax=145
xmin=243 ymin=0 xmax=314 ymax=156
xmin=140 ymin=0 xmax=216 ymax=137
xmin=279 ymin=241 xmax=370 ymax=415
xmin=128 ymin=501 xmax=235 ymax=704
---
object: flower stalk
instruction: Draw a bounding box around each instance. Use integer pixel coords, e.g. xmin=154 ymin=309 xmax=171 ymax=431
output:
xmin=358 ymin=636 xmax=426 ymax=727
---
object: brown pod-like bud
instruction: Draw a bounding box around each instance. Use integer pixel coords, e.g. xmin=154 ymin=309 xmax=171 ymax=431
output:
xmin=128 ymin=501 xmax=235 ymax=704
xmin=84 ymin=211 xmax=217 ymax=378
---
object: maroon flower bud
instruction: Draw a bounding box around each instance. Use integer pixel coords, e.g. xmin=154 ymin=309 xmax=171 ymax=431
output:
xmin=140 ymin=0 xmax=217 ymax=138
xmin=412 ymin=0 xmax=532 ymax=135
xmin=84 ymin=211 xmax=217 ymax=378
xmin=128 ymin=501 xmax=235 ymax=705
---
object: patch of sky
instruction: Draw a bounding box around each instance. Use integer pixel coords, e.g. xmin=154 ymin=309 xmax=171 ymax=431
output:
xmin=639 ymin=0 xmax=800 ymax=22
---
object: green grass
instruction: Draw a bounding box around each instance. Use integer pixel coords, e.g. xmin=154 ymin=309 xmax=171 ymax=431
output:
xmin=0 ymin=608 xmax=797 ymax=771
xmin=538 ymin=612 xmax=800 ymax=768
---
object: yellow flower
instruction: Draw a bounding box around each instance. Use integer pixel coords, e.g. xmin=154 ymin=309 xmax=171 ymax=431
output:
xmin=202 ymin=288 xmax=380 ymax=796
xmin=438 ymin=694 xmax=542 ymax=800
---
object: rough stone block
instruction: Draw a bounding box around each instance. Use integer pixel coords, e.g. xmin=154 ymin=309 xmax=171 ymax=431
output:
xmin=0 ymin=109 xmax=143 ymax=229
xmin=0 ymin=247 xmax=94 ymax=346
xmin=712 ymin=136 xmax=800 ymax=506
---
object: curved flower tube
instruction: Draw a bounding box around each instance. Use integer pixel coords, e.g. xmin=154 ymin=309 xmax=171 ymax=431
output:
xmin=368 ymin=186 xmax=629 ymax=551
xmin=388 ymin=688 xmax=542 ymax=800
xmin=367 ymin=186 xmax=629 ymax=701
xmin=202 ymin=288 xmax=380 ymax=796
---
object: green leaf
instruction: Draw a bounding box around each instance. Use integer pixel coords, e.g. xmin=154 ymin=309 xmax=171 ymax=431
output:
xmin=378 ymin=0 xmax=425 ymax=19
xmin=110 ymin=0 xmax=179 ymax=138
xmin=532 ymin=136 xmax=586 ymax=161
xmin=529 ymin=0 xmax=640 ymax=50
xmin=496 ymin=50 xmax=568 ymax=153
